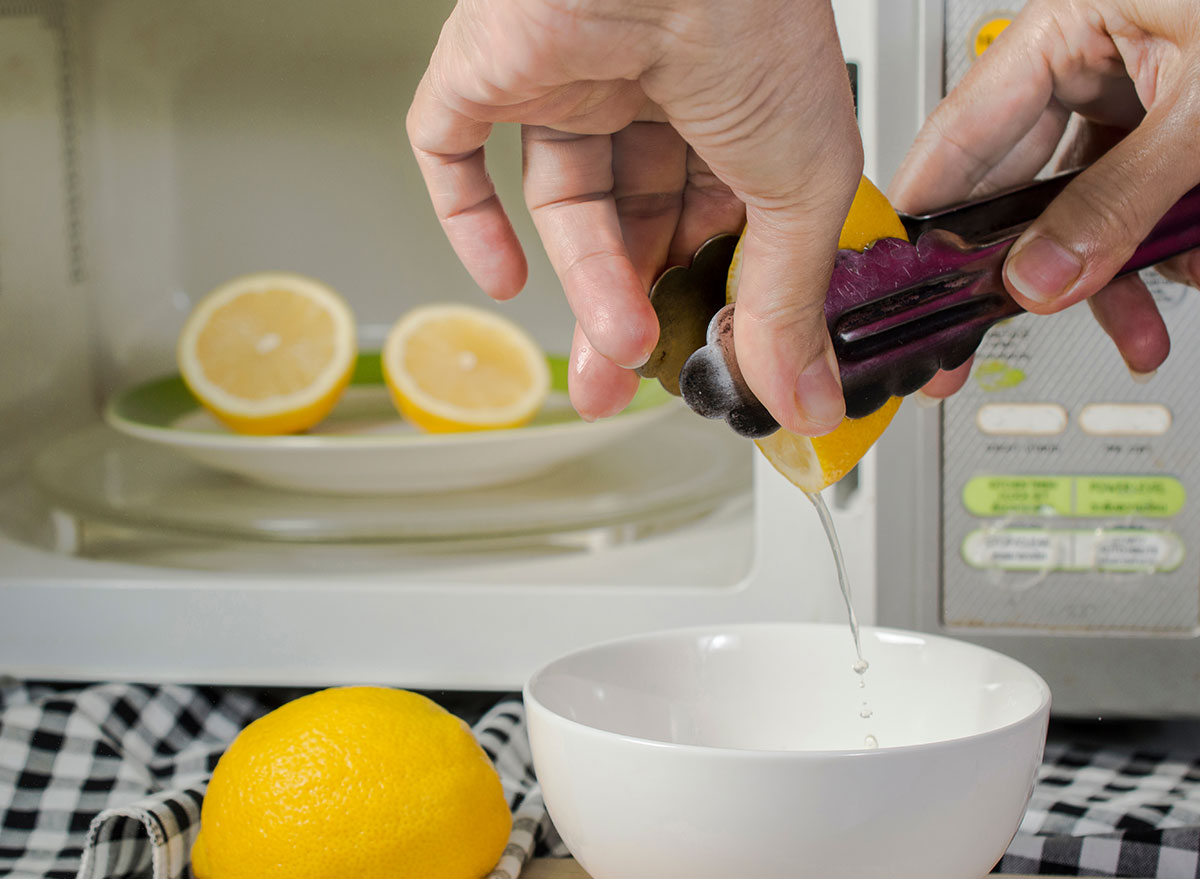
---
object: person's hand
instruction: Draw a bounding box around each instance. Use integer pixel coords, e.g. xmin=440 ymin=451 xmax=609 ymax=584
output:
xmin=407 ymin=0 xmax=863 ymax=434
xmin=889 ymin=0 xmax=1196 ymax=399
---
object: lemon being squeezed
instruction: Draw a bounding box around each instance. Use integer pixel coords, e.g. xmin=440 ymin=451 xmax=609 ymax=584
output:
xmin=727 ymin=177 xmax=908 ymax=492
xmin=727 ymin=177 xmax=910 ymax=704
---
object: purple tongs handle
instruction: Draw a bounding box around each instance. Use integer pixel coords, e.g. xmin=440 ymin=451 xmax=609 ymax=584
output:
xmin=667 ymin=170 xmax=1200 ymax=438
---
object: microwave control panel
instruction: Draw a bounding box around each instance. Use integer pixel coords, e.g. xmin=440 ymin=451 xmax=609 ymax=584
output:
xmin=939 ymin=274 xmax=1198 ymax=634
xmin=937 ymin=0 xmax=1198 ymax=636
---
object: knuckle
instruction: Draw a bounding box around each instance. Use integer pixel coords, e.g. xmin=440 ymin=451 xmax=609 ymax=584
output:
xmin=613 ymin=191 xmax=684 ymax=221
xmin=766 ymin=145 xmax=863 ymax=216
xmin=1064 ymin=171 xmax=1146 ymax=258
xmin=737 ymin=293 xmax=828 ymax=350
xmin=683 ymin=161 xmax=729 ymax=195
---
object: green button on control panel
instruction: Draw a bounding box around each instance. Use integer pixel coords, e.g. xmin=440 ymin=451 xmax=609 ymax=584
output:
xmin=1075 ymin=476 xmax=1186 ymax=518
xmin=963 ymin=476 xmax=1072 ymax=516
xmin=964 ymin=475 xmax=1186 ymax=518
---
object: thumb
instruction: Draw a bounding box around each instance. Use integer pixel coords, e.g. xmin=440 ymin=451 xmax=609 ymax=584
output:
xmin=733 ymin=197 xmax=852 ymax=436
xmin=637 ymin=0 xmax=862 ymax=433
xmin=1003 ymin=96 xmax=1200 ymax=314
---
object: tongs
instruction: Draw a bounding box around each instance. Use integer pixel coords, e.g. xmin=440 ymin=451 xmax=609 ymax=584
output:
xmin=638 ymin=169 xmax=1200 ymax=438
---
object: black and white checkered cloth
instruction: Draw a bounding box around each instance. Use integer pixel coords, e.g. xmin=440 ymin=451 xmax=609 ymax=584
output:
xmin=997 ymin=740 xmax=1200 ymax=877
xmin=0 ymin=679 xmax=566 ymax=879
xmin=2 ymin=678 xmax=1199 ymax=879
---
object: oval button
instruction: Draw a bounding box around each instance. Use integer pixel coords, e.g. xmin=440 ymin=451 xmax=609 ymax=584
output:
xmin=976 ymin=403 xmax=1068 ymax=436
xmin=1092 ymin=529 xmax=1184 ymax=573
xmin=963 ymin=528 xmax=1063 ymax=571
xmin=1079 ymin=403 xmax=1172 ymax=436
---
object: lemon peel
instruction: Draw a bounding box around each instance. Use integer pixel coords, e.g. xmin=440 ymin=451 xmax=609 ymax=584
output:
xmin=727 ymin=176 xmax=907 ymax=491
xmin=192 ymin=686 xmax=511 ymax=879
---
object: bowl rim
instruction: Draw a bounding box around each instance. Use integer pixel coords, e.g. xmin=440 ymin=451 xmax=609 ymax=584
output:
xmin=523 ymin=621 xmax=1052 ymax=758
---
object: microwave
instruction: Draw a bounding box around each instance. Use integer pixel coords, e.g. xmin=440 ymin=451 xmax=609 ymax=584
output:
xmin=1 ymin=0 xmax=1197 ymax=718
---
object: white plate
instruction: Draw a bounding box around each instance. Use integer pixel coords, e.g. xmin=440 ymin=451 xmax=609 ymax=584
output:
xmin=105 ymin=354 xmax=678 ymax=494
xmin=36 ymin=416 xmax=749 ymax=547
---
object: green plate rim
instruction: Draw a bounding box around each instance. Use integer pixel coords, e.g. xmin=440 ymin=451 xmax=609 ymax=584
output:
xmin=105 ymin=352 xmax=675 ymax=442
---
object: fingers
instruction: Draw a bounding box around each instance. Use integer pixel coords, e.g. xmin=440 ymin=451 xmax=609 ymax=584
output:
xmin=889 ymin=0 xmax=1144 ymax=214
xmin=1003 ymin=91 xmax=1200 ymax=313
xmin=549 ymin=125 xmax=746 ymax=422
xmin=1086 ymin=275 xmax=1170 ymax=377
xmin=960 ymin=102 xmax=1072 ymax=198
xmin=627 ymin=0 xmax=862 ymax=433
xmin=891 ymin=101 xmax=1071 ymax=213
xmin=1048 ymin=117 xmax=1135 ymax=175
xmin=1157 ymin=248 xmax=1200 ymax=288
xmin=888 ymin=11 xmax=1060 ymax=212
xmin=567 ymin=323 xmax=642 ymax=421
xmin=667 ymin=150 xmax=745 ymax=268
xmin=523 ymin=125 xmax=659 ymax=370
xmin=917 ymin=358 xmax=974 ymax=402
xmin=407 ymin=73 xmax=529 ymax=300
xmin=610 ymin=122 xmax=688 ymax=291
xmin=891 ymin=0 xmax=1200 ymax=315
xmin=566 ymin=122 xmax=688 ymax=420
xmin=733 ymin=197 xmax=852 ymax=436
xmin=913 ymin=273 xmax=1171 ymax=403
xmin=558 ymin=126 xmax=740 ymax=421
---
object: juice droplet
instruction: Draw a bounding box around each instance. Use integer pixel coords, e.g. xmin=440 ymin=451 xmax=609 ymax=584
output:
xmin=859 ymin=703 xmax=873 ymax=719
xmin=865 ymin=735 xmax=879 ymax=750
xmin=853 ymin=658 xmax=869 ymax=676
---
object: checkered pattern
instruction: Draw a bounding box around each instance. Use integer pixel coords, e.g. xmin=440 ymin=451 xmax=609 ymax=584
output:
xmin=997 ymin=741 xmax=1200 ymax=877
xmin=0 ymin=680 xmax=298 ymax=879
xmin=0 ymin=680 xmax=564 ymax=879
xmin=474 ymin=702 xmax=569 ymax=879
xmin=2 ymin=680 xmax=1199 ymax=879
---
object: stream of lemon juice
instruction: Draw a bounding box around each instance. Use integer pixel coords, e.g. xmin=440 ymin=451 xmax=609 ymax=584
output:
xmin=803 ymin=489 xmax=879 ymax=749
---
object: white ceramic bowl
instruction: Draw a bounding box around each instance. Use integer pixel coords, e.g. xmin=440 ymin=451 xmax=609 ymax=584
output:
xmin=524 ymin=622 xmax=1050 ymax=879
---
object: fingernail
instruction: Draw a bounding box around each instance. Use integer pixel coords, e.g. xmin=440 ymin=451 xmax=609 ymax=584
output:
xmin=1128 ymin=366 xmax=1157 ymax=384
xmin=1006 ymin=236 xmax=1082 ymax=305
xmin=794 ymin=347 xmax=845 ymax=431
xmin=913 ymin=390 xmax=941 ymax=408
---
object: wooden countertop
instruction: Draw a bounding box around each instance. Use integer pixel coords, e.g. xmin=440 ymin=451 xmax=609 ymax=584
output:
xmin=523 ymin=859 xmax=1095 ymax=879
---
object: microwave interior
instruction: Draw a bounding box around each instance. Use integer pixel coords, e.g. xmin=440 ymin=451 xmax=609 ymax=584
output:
xmin=0 ymin=0 xmax=898 ymax=688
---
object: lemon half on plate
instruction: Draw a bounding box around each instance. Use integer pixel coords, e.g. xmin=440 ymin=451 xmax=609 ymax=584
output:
xmin=382 ymin=304 xmax=551 ymax=433
xmin=176 ymin=272 xmax=357 ymax=435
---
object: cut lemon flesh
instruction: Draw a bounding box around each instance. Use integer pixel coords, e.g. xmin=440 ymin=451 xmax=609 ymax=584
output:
xmin=382 ymin=304 xmax=551 ymax=432
xmin=728 ymin=176 xmax=908 ymax=492
xmin=755 ymin=396 xmax=903 ymax=490
xmin=177 ymin=272 xmax=357 ymax=435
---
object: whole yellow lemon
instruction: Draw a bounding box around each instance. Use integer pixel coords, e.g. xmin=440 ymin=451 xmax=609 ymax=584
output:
xmin=191 ymin=687 xmax=511 ymax=879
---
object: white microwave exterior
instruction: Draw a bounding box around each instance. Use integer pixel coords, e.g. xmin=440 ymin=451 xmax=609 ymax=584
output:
xmin=0 ymin=0 xmax=933 ymax=687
